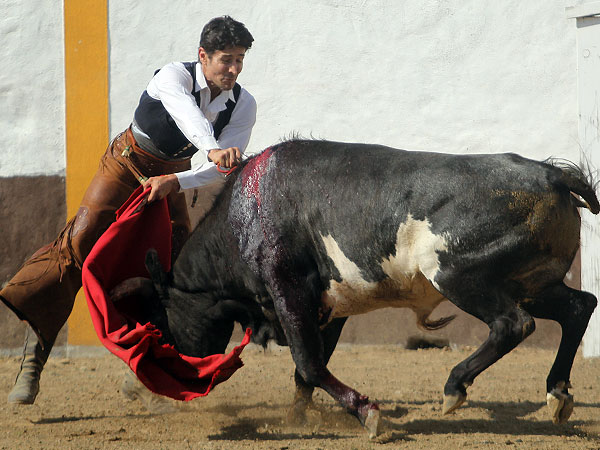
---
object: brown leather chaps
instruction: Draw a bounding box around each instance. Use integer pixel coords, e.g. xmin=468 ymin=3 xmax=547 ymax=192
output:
xmin=0 ymin=128 xmax=191 ymax=348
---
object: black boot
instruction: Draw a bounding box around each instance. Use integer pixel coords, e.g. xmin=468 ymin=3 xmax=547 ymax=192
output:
xmin=7 ymin=326 xmax=52 ymax=405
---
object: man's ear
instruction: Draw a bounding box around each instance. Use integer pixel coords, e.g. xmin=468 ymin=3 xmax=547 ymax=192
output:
xmin=198 ymin=47 xmax=208 ymax=64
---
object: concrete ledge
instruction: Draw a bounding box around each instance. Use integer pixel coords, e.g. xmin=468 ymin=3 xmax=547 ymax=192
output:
xmin=566 ymin=1 xmax=600 ymax=19
xmin=0 ymin=345 xmax=109 ymax=359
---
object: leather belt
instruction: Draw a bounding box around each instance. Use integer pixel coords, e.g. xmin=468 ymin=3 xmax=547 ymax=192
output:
xmin=119 ymin=127 xmax=191 ymax=184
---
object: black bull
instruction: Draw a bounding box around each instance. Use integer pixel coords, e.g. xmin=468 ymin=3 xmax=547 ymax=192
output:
xmin=113 ymin=139 xmax=599 ymax=437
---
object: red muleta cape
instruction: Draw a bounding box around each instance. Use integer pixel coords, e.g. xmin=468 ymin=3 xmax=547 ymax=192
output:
xmin=82 ymin=186 xmax=251 ymax=401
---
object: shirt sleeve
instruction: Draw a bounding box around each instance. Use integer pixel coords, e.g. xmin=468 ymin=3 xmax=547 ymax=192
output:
xmin=174 ymin=88 xmax=258 ymax=190
xmin=148 ymin=63 xmax=219 ymax=153
xmin=175 ymin=161 xmax=224 ymax=190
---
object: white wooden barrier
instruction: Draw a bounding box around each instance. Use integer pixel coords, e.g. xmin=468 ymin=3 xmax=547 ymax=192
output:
xmin=567 ymin=2 xmax=600 ymax=357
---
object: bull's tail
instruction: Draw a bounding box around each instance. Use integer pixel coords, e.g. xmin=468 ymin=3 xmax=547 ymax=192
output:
xmin=416 ymin=310 xmax=456 ymax=331
xmin=547 ymin=159 xmax=600 ymax=214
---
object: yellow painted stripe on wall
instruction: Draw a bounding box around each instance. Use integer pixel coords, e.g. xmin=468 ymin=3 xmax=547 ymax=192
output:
xmin=64 ymin=0 xmax=108 ymax=346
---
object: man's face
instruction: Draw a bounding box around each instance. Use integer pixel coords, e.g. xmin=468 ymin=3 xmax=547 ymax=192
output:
xmin=199 ymin=46 xmax=246 ymax=93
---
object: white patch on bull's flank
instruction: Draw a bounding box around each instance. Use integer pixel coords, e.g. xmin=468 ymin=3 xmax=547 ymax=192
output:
xmin=380 ymin=215 xmax=448 ymax=288
xmin=320 ymin=214 xmax=449 ymax=321
xmin=320 ymin=235 xmax=376 ymax=291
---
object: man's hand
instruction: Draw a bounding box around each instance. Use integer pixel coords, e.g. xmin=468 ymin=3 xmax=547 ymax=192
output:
xmin=143 ymin=174 xmax=180 ymax=202
xmin=208 ymin=147 xmax=241 ymax=168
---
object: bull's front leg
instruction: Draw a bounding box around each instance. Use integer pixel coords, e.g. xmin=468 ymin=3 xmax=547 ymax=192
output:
xmin=266 ymin=272 xmax=380 ymax=438
xmin=287 ymin=317 xmax=347 ymax=425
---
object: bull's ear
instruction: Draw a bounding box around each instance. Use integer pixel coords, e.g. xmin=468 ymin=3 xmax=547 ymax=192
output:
xmin=145 ymin=249 xmax=170 ymax=301
xmin=109 ymin=277 xmax=156 ymax=303
xmin=206 ymin=300 xmax=252 ymax=328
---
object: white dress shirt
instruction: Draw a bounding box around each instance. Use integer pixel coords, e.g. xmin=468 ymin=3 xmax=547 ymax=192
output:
xmin=145 ymin=62 xmax=257 ymax=189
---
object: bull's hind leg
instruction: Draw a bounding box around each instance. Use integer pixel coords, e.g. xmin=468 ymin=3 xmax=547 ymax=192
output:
xmin=287 ymin=317 xmax=347 ymax=424
xmin=442 ymin=291 xmax=535 ymax=415
xmin=522 ymin=283 xmax=597 ymax=424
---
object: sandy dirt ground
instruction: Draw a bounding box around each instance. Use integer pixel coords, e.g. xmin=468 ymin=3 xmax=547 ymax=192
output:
xmin=0 ymin=342 xmax=599 ymax=450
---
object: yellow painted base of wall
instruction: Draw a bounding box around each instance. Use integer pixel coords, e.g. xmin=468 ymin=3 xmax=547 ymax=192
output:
xmin=69 ymin=291 xmax=101 ymax=346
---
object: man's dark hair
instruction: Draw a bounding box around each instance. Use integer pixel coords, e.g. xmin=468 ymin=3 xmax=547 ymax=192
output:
xmin=199 ymin=16 xmax=254 ymax=55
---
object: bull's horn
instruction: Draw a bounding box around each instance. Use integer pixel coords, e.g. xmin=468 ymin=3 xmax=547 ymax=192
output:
xmin=145 ymin=249 xmax=170 ymax=301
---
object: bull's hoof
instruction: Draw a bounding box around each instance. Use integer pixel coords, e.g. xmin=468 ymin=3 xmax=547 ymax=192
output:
xmin=120 ymin=370 xmax=178 ymax=414
xmin=547 ymin=382 xmax=574 ymax=424
xmin=364 ymin=405 xmax=381 ymax=439
xmin=286 ymin=400 xmax=310 ymax=425
xmin=442 ymin=392 xmax=467 ymax=415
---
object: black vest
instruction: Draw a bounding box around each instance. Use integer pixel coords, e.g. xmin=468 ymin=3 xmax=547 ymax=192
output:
xmin=133 ymin=62 xmax=241 ymax=159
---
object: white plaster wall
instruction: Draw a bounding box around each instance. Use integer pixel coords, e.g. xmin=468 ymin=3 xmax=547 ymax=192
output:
xmin=0 ymin=0 xmax=65 ymax=177
xmin=109 ymin=0 xmax=581 ymax=163
xmin=0 ymin=2 xmax=584 ymax=173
